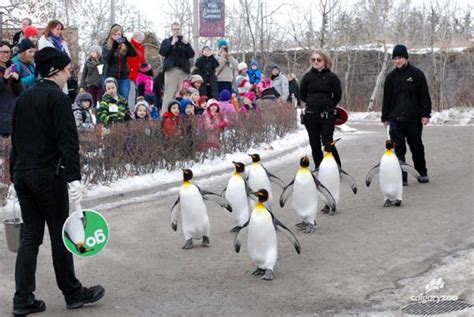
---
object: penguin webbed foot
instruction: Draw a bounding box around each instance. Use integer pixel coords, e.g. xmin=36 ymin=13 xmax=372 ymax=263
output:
xmin=252 ymin=268 xmax=265 ymax=276
xmin=328 ymin=207 xmax=336 ymax=216
xmin=383 ymin=200 xmax=392 ymax=207
xmin=295 ymin=221 xmax=307 ymax=228
xmin=262 ymin=269 xmax=273 ymax=281
xmin=304 ymin=223 xmax=315 ymax=233
xmin=230 ymin=226 xmax=241 ymax=232
xmin=182 ymin=239 xmax=194 ymax=250
xmin=320 ymin=206 xmax=330 ymax=214
xmin=394 ymin=200 xmax=402 ymax=207
xmin=201 ymin=236 xmax=210 ymax=246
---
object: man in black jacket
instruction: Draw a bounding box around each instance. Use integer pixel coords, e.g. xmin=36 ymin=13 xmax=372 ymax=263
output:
xmin=382 ymin=44 xmax=431 ymax=185
xmin=159 ymin=22 xmax=195 ymax=111
xmin=10 ymin=47 xmax=104 ymax=316
xmin=12 ymin=18 xmax=32 ymax=47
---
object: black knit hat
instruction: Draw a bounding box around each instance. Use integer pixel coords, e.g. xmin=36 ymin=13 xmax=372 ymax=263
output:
xmin=392 ymin=44 xmax=408 ymax=59
xmin=18 ymin=39 xmax=35 ymax=53
xmin=34 ymin=47 xmax=71 ymax=77
xmin=167 ymin=100 xmax=180 ymax=112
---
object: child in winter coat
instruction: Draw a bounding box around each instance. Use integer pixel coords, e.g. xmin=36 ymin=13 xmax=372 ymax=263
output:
xmin=236 ymin=62 xmax=252 ymax=98
xmin=161 ymin=100 xmax=182 ymax=136
xmin=136 ymin=63 xmax=155 ymax=106
xmin=97 ymin=77 xmax=131 ymax=126
xmin=198 ymin=99 xmax=228 ymax=150
xmin=133 ymin=97 xmax=152 ymax=120
xmin=196 ymin=96 xmax=208 ymax=116
xmin=240 ymin=91 xmax=259 ymax=113
xmin=72 ymin=92 xmax=95 ymax=130
xmin=218 ymin=89 xmax=237 ymax=126
xmin=195 ymin=46 xmax=219 ymax=99
xmin=247 ymin=59 xmax=262 ymax=85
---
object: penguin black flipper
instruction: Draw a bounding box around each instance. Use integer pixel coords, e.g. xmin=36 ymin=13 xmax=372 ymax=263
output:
xmin=220 ymin=186 xmax=227 ymax=197
xmin=198 ymin=186 xmax=233 ymax=212
xmin=365 ymin=163 xmax=380 ymax=187
xmin=269 ymin=211 xmax=301 ymax=254
xmin=339 ymin=168 xmax=358 ymax=194
xmin=399 ymin=161 xmax=421 ymax=180
xmin=170 ymin=196 xmax=180 ymax=231
xmin=312 ymin=174 xmax=336 ymax=211
xmin=279 ymin=179 xmax=295 ymax=207
xmin=261 ymin=165 xmax=286 ymax=190
xmin=233 ymin=220 xmax=250 ymax=253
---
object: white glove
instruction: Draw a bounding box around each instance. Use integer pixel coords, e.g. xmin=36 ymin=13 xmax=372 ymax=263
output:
xmin=68 ymin=180 xmax=83 ymax=203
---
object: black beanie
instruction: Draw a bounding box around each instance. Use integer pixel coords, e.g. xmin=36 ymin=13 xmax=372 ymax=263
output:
xmin=34 ymin=47 xmax=71 ymax=77
xmin=392 ymin=44 xmax=408 ymax=59
xmin=18 ymin=39 xmax=35 ymax=53
xmin=167 ymin=100 xmax=180 ymax=112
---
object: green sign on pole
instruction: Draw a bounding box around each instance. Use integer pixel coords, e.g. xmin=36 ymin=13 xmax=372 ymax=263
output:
xmin=62 ymin=209 xmax=109 ymax=257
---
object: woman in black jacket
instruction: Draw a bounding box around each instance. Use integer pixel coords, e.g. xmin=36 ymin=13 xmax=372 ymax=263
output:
xmin=102 ymin=24 xmax=137 ymax=103
xmin=300 ymin=49 xmax=342 ymax=170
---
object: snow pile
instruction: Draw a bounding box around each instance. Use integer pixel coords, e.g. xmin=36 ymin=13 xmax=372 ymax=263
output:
xmin=349 ymin=108 xmax=474 ymax=125
xmin=430 ymin=108 xmax=474 ymax=125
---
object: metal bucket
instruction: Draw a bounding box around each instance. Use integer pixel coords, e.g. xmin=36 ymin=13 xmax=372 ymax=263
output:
xmin=3 ymin=218 xmax=23 ymax=252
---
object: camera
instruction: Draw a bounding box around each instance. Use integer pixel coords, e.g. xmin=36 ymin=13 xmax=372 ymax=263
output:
xmin=10 ymin=64 xmax=17 ymax=73
xmin=177 ymin=35 xmax=183 ymax=41
xmin=223 ymin=46 xmax=228 ymax=53
xmin=116 ymin=37 xmax=125 ymax=44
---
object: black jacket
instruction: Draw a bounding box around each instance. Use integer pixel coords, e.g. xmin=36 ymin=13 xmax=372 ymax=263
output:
xmin=10 ymin=80 xmax=81 ymax=182
xmin=0 ymin=64 xmax=24 ymax=136
xmin=300 ymin=68 xmax=342 ymax=113
xmin=382 ymin=63 xmax=431 ymax=122
xmin=195 ymin=55 xmax=219 ymax=83
xmin=159 ymin=37 xmax=195 ymax=73
xmin=102 ymin=39 xmax=137 ymax=80
xmin=287 ymin=79 xmax=301 ymax=105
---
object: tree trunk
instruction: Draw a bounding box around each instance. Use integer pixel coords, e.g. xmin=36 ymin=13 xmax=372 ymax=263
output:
xmin=367 ymin=44 xmax=389 ymax=112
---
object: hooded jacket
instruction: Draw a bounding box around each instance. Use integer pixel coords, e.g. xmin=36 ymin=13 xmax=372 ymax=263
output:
xmin=127 ymin=37 xmax=145 ymax=82
xmin=80 ymin=56 xmax=103 ymax=89
xmin=271 ymin=73 xmax=289 ymax=101
xmin=97 ymin=93 xmax=131 ymax=126
xmin=72 ymin=92 xmax=94 ymax=130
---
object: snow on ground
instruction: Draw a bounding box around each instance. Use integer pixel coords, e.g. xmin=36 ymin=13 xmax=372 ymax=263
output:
xmin=349 ymin=108 xmax=474 ymax=125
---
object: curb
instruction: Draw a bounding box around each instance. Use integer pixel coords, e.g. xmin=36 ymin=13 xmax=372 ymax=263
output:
xmin=81 ymin=129 xmax=310 ymax=210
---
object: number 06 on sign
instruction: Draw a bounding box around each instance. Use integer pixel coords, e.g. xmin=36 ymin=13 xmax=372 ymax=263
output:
xmin=62 ymin=209 xmax=110 ymax=257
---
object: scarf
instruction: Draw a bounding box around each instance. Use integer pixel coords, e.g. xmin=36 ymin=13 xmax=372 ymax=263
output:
xmin=49 ymin=33 xmax=65 ymax=52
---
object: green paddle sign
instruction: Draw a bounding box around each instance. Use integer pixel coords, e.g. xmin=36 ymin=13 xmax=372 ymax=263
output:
xmin=62 ymin=209 xmax=109 ymax=257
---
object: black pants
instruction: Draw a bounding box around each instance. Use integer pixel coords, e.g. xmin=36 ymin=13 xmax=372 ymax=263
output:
xmin=13 ymin=167 xmax=82 ymax=307
xmin=217 ymin=81 xmax=233 ymax=95
xmin=304 ymin=113 xmax=341 ymax=169
xmin=389 ymin=121 xmax=428 ymax=177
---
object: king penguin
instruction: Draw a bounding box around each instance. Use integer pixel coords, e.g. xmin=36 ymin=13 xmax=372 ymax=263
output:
xmin=64 ymin=208 xmax=89 ymax=253
xmin=234 ymin=189 xmax=301 ymax=281
xmin=279 ymin=155 xmax=336 ymax=233
xmin=222 ymin=162 xmax=251 ymax=232
xmin=365 ymin=140 xmax=421 ymax=207
xmin=170 ymin=169 xmax=232 ymax=249
xmin=247 ymin=154 xmax=285 ymax=210
xmin=318 ymin=139 xmax=357 ymax=215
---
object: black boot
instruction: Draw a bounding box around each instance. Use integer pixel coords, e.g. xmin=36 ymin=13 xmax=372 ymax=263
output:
xmin=13 ymin=299 xmax=46 ymax=316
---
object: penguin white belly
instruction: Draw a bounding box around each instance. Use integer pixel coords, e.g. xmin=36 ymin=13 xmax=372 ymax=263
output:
xmin=248 ymin=165 xmax=273 ymax=208
xmin=293 ymin=171 xmax=318 ymax=222
xmin=225 ymin=175 xmax=250 ymax=226
xmin=65 ymin=211 xmax=85 ymax=245
xmin=379 ymin=157 xmax=403 ymax=201
xmin=318 ymin=160 xmax=340 ymax=206
xmin=247 ymin=213 xmax=277 ymax=270
xmin=180 ymin=185 xmax=210 ymax=240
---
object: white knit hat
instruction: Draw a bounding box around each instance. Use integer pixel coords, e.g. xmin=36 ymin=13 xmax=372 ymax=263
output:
xmin=238 ymin=62 xmax=248 ymax=71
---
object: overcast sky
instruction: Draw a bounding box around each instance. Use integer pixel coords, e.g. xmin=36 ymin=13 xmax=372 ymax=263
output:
xmin=131 ymin=0 xmax=472 ymax=39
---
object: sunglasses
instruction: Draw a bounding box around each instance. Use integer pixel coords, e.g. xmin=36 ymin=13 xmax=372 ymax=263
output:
xmin=311 ymin=58 xmax=323 ymax=63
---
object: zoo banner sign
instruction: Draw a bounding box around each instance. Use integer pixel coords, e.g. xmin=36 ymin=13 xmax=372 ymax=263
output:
xmin=199 ymin=0 xmax=225 ymax=37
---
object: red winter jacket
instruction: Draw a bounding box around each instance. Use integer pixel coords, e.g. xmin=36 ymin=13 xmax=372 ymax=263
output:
xmin=161 ymin=111 xmax=181 ymax=136
xmin=128 ymin=38 xmax=145 ymax=82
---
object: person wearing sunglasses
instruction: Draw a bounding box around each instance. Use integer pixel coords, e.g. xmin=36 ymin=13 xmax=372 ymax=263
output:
xmin=300 ymin=49 xmax=342 ymax=171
